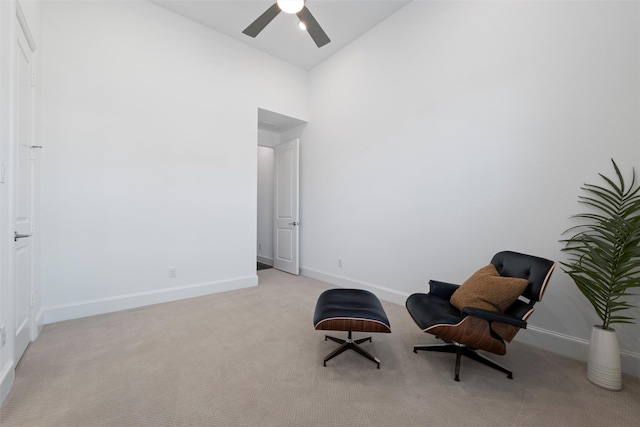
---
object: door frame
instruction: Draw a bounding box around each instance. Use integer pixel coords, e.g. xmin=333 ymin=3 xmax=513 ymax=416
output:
xmin=256 ymin=109 xmax=306 ymax=274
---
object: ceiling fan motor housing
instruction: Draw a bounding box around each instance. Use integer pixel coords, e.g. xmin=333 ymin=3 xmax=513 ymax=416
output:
xmin=277 ymin=0 xmax=305 ymax=14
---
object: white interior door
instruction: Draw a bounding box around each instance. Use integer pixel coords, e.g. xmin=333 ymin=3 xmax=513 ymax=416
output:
xmin=14 ymin=18 xmax=34 ymax=363
xmin=273 ymin=139 xmax=299 ymax=275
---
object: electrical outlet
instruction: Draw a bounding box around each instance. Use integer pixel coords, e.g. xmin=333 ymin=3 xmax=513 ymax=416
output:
xmin=338 ymin=258 xmax=343 ymax=268
xmin=258 ymin=243 xmax=262 ymax=250
xmin=1 ymin=325 xmax=6 ymax=347
xmin=169 ymin=267 xmax=177 ymax=278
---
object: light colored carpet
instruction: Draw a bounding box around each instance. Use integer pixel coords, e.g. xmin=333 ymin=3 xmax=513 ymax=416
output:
xmin=1 ymin=269 xmax=638 ymax=426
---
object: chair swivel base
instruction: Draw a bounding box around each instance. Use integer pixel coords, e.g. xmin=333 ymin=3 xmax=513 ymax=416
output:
xmin=413 ymin=342 xmax=512 ymax=381
xmin=323 ymin=330 xmax=381 ymax=368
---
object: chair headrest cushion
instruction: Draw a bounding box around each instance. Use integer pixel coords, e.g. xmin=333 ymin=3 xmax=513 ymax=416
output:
xmin=490 ymin=251 xmax=556 ymax=302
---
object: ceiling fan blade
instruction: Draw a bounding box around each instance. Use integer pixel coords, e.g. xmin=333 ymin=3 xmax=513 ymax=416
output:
xmin=296 ymin=6 xmax=330 ymax=48
xmin=243 ymin=3 xmax=281 ymax=38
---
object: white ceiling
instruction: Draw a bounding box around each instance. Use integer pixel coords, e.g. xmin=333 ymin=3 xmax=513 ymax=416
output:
xmin=150 ymin=0 xmax=411 ymax=70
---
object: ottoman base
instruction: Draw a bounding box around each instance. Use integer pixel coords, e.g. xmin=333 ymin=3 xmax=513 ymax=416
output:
xmin=323 ymin=331 xmax=380 ymax=368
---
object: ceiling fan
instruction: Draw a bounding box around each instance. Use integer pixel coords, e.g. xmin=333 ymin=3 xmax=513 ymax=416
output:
xmin=243 ymin=0 xmax=331 ymax=48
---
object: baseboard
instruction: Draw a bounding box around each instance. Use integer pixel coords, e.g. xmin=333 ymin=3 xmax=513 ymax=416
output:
xmin=300 ymin=266 xmax=640 ymax=378
xmin=43 ymin=275 xmax=258 ymax=325
xmin=300 ymin=267 xmax=408 ymax=306
xmin=35 ymin=308 xmax=45 ymax=338
xmin=257 ymin=256 xmax=273 ymax=266
xmin=0 ymin=360 xmax=15 ymax=406
xmin=517 ymin=325 xmax=589 ymax=360
xmin=519 ymin=325 xmax=640 ymax=377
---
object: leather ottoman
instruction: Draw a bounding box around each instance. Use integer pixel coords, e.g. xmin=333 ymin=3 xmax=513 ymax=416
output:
xmin=313 ymin=288 xmax=391 ymax=368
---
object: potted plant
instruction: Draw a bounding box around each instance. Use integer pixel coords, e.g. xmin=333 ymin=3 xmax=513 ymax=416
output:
xmin=561 ymin=159 xmax=640 ymax=390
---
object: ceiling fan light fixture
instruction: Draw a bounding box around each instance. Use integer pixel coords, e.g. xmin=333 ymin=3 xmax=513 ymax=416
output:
xmin=277 ymin=0 xmax=304 ymax=14
xmin=297 ymin=20 xmax=307 ymax=31
xmin=243 ymin=0 xmax=330 ymax=48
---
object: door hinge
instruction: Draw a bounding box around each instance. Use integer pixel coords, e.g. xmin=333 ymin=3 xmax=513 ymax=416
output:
xmin=30 ymin=223 xmax=35 ymax=233
xmin=31 ymin=72 xmax=36 ymax=86
xmin=30 ymin=293 xmax=35 ymax=308
xmin=30 ymin=145 xmax=42 ymax=160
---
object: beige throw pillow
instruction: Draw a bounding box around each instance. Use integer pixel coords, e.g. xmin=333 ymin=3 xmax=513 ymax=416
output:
xmin=450 ymin=264 xmax=528 ymax=313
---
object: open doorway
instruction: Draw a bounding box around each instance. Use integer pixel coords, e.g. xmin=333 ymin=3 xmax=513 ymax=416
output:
xmin=257 ymin=145 xmax=274 ymax=270
xmin=256 ymin=108 xmax=306 ymax=273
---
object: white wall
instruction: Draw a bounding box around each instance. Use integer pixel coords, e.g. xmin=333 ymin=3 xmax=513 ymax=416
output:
xmin=39 ymin=0 xmax=307 ymax=322
xmin=257 ymin=145 xmax=274 ymax=265
xmin=301 ymin=1 xmax=640 ymax=375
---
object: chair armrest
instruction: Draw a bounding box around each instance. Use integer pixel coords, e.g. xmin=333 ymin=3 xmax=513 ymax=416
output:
xmin=461 ymin=306 xmax=528 ymax=329
xmin=428 ymin=280 xmax=460 ymax=299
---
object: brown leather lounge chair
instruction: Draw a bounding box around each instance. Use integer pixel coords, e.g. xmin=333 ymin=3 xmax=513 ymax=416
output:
xmin=406 ymin=251 xmax=556 ymax=381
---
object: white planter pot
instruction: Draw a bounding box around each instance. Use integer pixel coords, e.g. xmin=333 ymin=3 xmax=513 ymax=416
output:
xmin=587 ymin=326 xmax=622 ymax=391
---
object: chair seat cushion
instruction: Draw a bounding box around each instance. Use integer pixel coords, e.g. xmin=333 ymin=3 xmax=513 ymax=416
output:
xmin=450 ymin=264 xmax=528 ymax=313
xmin=314 ymin=289 xmax=391 ymax=333
xmin=406 ymin=292 xmax=462 ymax=330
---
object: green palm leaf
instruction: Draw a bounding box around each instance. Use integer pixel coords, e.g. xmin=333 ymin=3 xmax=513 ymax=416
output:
xmin=560 ymin=159 xmax=640 ymax=330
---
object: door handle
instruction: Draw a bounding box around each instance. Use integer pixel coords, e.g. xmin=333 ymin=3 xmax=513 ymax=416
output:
xmin=288 ymin=221 xmax=299 ymax=226
xmin=14 ymin=232 xmax=32 ymax=241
